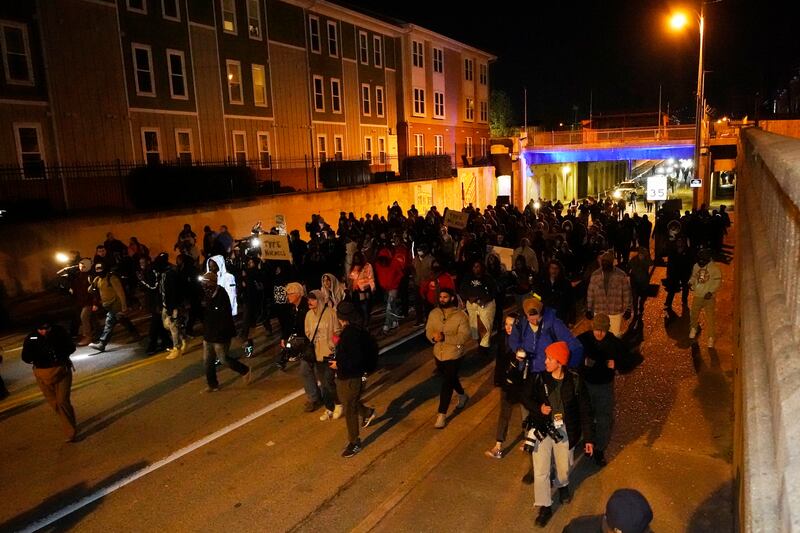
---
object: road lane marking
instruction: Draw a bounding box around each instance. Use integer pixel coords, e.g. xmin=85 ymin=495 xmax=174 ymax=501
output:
xmin=19 ymin=328 xmax=424 ymax=532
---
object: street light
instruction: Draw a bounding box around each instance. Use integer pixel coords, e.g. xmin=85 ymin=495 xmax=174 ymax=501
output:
xmin=669 ymin=6 xmax=707 ymax=208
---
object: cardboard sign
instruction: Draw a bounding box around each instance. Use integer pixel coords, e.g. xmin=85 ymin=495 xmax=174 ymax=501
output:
xmin=259 ymin=234 xmax=292 ymax=262
xmin=646 ymin=175 xmax=668 ymax=201
xmin=487 ymin=245 xmax=514 ymax=270
xmin=444 ymin=209 xmax=469 ymax=230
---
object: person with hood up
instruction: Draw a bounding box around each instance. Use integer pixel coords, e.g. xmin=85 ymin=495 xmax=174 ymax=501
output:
xmin=411 ymin=244 xmax=434 ymax=327
xmin=320 ymin=273 xmax=345 ymax=308
xmin=304 ymin=290 xmax=343 ymax=421
xmin=348 ymin=251 xmax=375 ymax=327
xmin=206 ymin=255 xmax=238 ymax=317
xmin=688 ymin=248 xmax=722 ymax=347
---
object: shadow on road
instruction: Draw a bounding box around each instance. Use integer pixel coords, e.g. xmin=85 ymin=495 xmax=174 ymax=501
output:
xmin=687 ymin=479 xmax=734 ymax=532
xmin=692 ymin=346 xmax=734 ymax=461
xmin=0 ymin=461 xmax=148 ymax=532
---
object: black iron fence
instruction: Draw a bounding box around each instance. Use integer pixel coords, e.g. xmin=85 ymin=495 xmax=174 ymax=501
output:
xmin=0 ymin=153 xmax=478 ymax=220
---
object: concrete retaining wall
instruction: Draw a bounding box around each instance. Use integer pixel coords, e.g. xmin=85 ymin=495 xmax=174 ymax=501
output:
xmin=736 ymin=128 xmax=800 ymax=531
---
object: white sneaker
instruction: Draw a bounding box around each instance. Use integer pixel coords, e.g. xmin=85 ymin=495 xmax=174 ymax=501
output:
xmin=688 ymin=327 xmax=697 ymax=340
xmin=320 ymin=409 xmax=333 ymax=421
xmin=434 ymin=413 xmax=446 ymax=429
xmin=708 ymin=337 xmax=715 ymax=348
xmin=332 ymin=404 xmax=344 ymax=419
xmin=166 ymin=348 xmax=182 ymax=360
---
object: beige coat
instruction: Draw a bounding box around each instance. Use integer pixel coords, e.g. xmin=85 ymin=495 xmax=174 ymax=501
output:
xmin=304 ymin=304 xmax=340 ymax=362
xmin=426 ymin=306 xmax=471 ymax=361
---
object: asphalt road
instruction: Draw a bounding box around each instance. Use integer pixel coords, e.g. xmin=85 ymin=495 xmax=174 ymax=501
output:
xmin=0 ymin=235 xmax=736 ymax=532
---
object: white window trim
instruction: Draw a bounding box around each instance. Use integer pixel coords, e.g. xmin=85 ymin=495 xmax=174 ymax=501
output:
xmin=13 ymin=122 xmax=45 ymax=171
xmin=246 ymin=0 xmax=262 ymax=40
xmin=375 ymin=86 xmax=384 ymax=118
xmin=480 ymin=100 xmax=488 ymax=123
xmin=434 ymin=134 xmax=443 ymax=155
xmin=221 ymin=0 xmax=237 ymax=35
xmin=378 ymin=136 xmax=386 ymax=164
xmin=413 ymin=87 xmax=425 ymax=117
xmin=232 ymin=130 xmax=248 ymax=161
xmin=126 ymin=0 xmax=147 ymax=15
xmin=330 ymin=78 xmax=342 ymax=114
xmin=140 ymin=127 xmax=161 ymax=164
xmin=252 ymin=63 xmax=267 ymax=107
xmin=373 ymin=35 xmax=382 ymax=68
xmin=480 ymin=137 xmax=487 ymax=157
xmin=1 ymin=22 xmax=35 ymax=87
xmin=479 ymin=63 xmax=488 ymax=85
xmin=358 ymin=31 xmax=369 ymax=65
xmin=132 ymin=43 xmax=155 ymax=97
xmin=465 ymin=97 xmax=474 ymax=122
xmin=464 ymin=58 xmax=474 ymax=82
xmin=226 ymin=60 xmax=243 ymax=104
xmin=361 ymin=83 xmax=371 ymax=116
xmin=432 ymin=47 xmax=443 ymax=74
xmin=364 ymin=136 xmax=373 ymax=163
xmin=257 ymin=131 xmax=271 ymax=169
xmin=166 ymin=49 xmax=188 ymax=100
xmin=333 ymin=135 xmax=344 ymax=160
xmin=161 ymin=0 xmax=180 ymax=21
xmin=317 ymin=134 xmax=328 ymax=162
xmin=174 ymin=128 xmax=194 ymax=162
xmin=412 ymin=40 xmax=423 ymax=69
xmin=309 ymin=15 xmax=321 ymax=54
xmin=433 ymin=91 xmax=445 ymax=119
xmin=465 ymin=136 xmax=473 ymax=158
xmin=327 ymin=20 xmax=338 ymax=58
xmin=414 ymin=133 xmax=424 ymax=156
xmin=313 ymin=75 xmax=325 ymax=112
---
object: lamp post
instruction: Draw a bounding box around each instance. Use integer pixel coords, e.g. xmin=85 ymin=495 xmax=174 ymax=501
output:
xmin=670 ymin=6 xmax=707 ymax=209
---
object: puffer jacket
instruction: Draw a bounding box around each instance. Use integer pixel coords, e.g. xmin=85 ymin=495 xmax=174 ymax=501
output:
xmin=425 ymin=305 xmax=471 ymax=361
xmin=207 ymin=255 xmax=238 ymax=316
xmin=92 ymin=273 xmax=128 ymax=312
xmin=507 ymin=307 xmax=583 ymax=372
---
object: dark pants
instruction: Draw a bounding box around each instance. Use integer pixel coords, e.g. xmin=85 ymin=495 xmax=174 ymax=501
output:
xmin=495 ymin=390 xmax=529 ymax=443
xmin=586 ymin=381 xmax=614 ymax=452
xmin=147 ymin=308 xmax=172 ymax=351
xmin=665 ymin=279 xmax=690 ymax=309
xmin=336 ymin=377 xmax=371 ymax=443
xmin=355 ymin=296 xmax=371 ymax=328
xmin=435 ymin=358 xmax=464 ymax=414
xmin=300 ymin=360 xmax=339 ymax=409
xmin=632 ymin=285 xmax=648 ymax=318
xmin=0 ymin=372 xmax=9 ymax=399
xmin=203 ymin=340 xmax=249 ymax=387
xmin=33 ymin=365 xmax=77 ymax=439
xmin=99 ymin=307 xmax=138 ymax=345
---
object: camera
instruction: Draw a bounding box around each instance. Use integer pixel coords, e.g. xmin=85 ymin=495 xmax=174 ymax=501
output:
xmin=276 ymin=334 xmax=308 ymax=369
xmin=522 ymin=415 xmax=564 ymax=453
xmin=505 ymin=356 xmax=527 ymax=386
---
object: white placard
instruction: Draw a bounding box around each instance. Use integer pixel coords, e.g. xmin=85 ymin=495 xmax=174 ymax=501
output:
xmin=647 ymin=175 xmax=668 ymax=201
xmin=689 ymin=178 xmax=702 ymax=188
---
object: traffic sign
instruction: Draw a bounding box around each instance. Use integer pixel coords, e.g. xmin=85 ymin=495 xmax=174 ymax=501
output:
xmin=646 ymin=175 xmax=668 ymax=201
xmin=690 ymin=178 xmax=702 ymax=188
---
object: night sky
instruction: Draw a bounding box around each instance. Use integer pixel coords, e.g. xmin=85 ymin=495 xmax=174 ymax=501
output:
xmin=340 ymin=0 xmax=800 ymax=127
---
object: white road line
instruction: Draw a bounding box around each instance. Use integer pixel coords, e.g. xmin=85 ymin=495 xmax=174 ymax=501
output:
xmin=19 ymin=329 xmax=424 ymax=532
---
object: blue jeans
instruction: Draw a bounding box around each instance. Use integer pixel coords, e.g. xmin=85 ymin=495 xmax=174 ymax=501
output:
xmin=383 ymin=289 xmax=399 ymax=330
xmin=300 ymin=360 xmax=338 ymax=409
xmin=99 ymin=307 xmax=136 ymax=345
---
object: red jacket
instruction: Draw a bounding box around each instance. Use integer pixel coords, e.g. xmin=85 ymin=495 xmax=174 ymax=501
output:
xmin=421 ymin=272 xmax=456 ymax=305
xmin=375 ymin=248 xmax=405 ymax=291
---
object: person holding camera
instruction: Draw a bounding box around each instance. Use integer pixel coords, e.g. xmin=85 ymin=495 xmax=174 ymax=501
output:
xmin=486 ymin=312 xmax=530 ymax=459
xmin=282 ymin=282 xmax=316 ymax=410
xmin=329 ymin=301 xmax=377 ymax=458
xmin=88 ymin=262 xmax=139 ymax=353
xmin=522 ymin=341 xmax=594 ymax=528
xmin=21 ymin=321 xmax=78 ymax=442
xmin=304 ymin=290 xmax=342 ymax=421
xmin=426 ymin=287 xmax=472 ymax=429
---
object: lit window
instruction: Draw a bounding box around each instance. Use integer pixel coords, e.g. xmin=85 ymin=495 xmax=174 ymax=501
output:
xmin=258 ymin=132 xmax=271 ymax=168
xmin=167 ymin=50 xmax=187 ymax=99
xmin=142 ymin=128 xmax=161 ymax=165
xmin=318 ymin=135 xmax=327 ymax=163
xmin=247 ymin=0 xmax=261 ymax=39
xmin=432 ymin=47 xmax=443 ymax=74
xmin=132 ymin=43 xmax=155 ymax=96
xmin=361 ymin=84 xmax=371 ymax=115
xmin=465 ymin=97 xmax=474 ymax=121
xmin=412 ymin=40 xmax=423 ymax=68
xmin=465 ymin=136 xmax=473 ymax=158
xmin=232 ymin=131 xmax=247 ymax=164
xmin=309 ymin=16 xmax=321 ymax=53
xmin=434 ymin=134 xmax=443 ymax=155
xmin=222 ymin=0 xmax=237 ymax=34
xmin=434 ymin=91 xmax=445 ymax=118
xmin=162 ymin=0 xmax=180 ymax=21
xmin=14 ymin=124 xmax=45 ymax=178
xmin=331 ymin=78 xmax=342 ymax=113
xmin=413 ymin=87 xmax=425 ymax=116
xmin=378 ymin=137 xmax=386 ymax=164
xmin=313 ymin=76 xmax=324 ymax=112
xmin=373 ymin=35 xmax=382 ymax=67
xmin=359 ymin=31 xmax=368 ymax=65
xmin=327 ymin=21 xmax=338 ymax=57
xmin=364 ymin=137 xmax=372 ymax=163
xmin=375 ymin=86 xmax=384 ymax=117
xmin=464 ymin=58 xmax=473 ymax=81
xmin=252 ymin=64 xmax=267 ymax=106
xmin=414 ymin=133 xmax=424 ymax=156
xmin=175 ymin=129 xmax=193 ymax=164
xmin=226 ymin=60 xmax=242 ymax=104
xmin=334 ymin=135 xmax=343 ymax=160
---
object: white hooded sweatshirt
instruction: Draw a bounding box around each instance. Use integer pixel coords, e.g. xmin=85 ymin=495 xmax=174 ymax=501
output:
xmin=207 ymin=255 xmax=238 ymax=316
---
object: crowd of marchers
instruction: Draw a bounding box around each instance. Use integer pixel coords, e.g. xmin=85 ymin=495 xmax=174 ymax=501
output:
xmin=7 ymin=194 xmax=729 ymax=531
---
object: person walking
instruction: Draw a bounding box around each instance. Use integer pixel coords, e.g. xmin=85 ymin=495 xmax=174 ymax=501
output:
xmin=522 ymin=341 xmax=594 ymax=528
xmin=200 ymin=272 xmax=251 ymax=392
xmin=330 ymin=301 xmax=378 ymax=458
xmin=688 ymin=249 xmax=722 ymax=347
xmin=88 ymin=262 xmax=139 ymax=352
xmin=21 ymin=321 xmax=78 ymax=442
xmin=627 ymin=246 xmax=653 ymax=322
xmin=426 ymin=287 xmax=472 ymax=429
xmin=663 ymin=237 xmax=693 ymax=316
xmin=304 ymin=290 xmax=343 ymax=421
xmin=586 ymin=251 xmax=632 ymax=337
xmin=459 ymin=260 xmax=497 ymax=357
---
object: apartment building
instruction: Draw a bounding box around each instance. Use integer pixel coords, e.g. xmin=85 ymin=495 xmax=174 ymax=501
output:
xmin=0 ymin=0 xmax=495 ymax=191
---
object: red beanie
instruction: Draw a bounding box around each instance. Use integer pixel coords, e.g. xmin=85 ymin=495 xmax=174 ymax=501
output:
xmin=545 ymin=341 xmax=570 ymax=366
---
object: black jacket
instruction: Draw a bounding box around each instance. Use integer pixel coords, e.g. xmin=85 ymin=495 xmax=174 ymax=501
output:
xmin=577 ymin=331 xmax=626 ymax=385
xmin=493 ymin=331 xmax=525 ymax=404
xmin=522 ymin=370 xmax=594 ymax=449
xmin=535 ymin=275 xmax=576 ymax=325
xmin=282 ymin=297 xmax=309 ymax=341
xmin=203 ymin=288 xmax=237 ymax=343
xmin=335 ymin=324 xmax=377 ymax=379
xmin=21 ymin=325 xmax=76 ymax=369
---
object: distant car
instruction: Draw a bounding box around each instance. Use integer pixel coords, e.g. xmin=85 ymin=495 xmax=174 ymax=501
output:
xmin=612 ymin=181 xmax=642 ymax=200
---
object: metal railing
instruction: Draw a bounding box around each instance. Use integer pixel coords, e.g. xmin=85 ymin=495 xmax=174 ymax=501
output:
xmin=524 ymin=125 xmax=696 ymax=147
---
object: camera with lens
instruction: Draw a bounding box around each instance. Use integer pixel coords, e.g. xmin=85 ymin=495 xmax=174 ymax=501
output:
xmin=277 ymin=334 xmax=305 ymax=370
xmin=505 ymin=356 xmax=527 ymax=386
xmin=522 ymin=415 xmax=564 ymax=453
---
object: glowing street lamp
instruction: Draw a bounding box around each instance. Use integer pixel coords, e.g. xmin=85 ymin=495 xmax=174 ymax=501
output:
xmin=669 ymin=12 xmax=689 ymax=30
xmin=55 ymin=252 xmax=70 ymax=264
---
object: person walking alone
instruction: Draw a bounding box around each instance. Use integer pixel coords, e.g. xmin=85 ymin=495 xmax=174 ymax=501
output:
xmin=688 ymin=249 xmax=722 ymax=347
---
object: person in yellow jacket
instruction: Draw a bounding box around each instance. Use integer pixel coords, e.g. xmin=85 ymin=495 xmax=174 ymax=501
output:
xmin=426 ymin=287 xmax=472 ymax=429
xmin=88 ymin=263 xmax=139 ymax=352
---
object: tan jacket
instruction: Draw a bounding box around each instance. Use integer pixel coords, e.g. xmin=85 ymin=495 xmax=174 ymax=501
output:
xmin=304 ymin=304 xmax=340 ymax=362
xmin=426 ymin=306 xmax=471 ymax=361
xmin=92 ymin=274 xmax=127 ymax=312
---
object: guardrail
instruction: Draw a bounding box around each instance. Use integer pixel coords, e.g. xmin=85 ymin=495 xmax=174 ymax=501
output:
xmin=525 ymin=126 xmax=696 ymax=147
